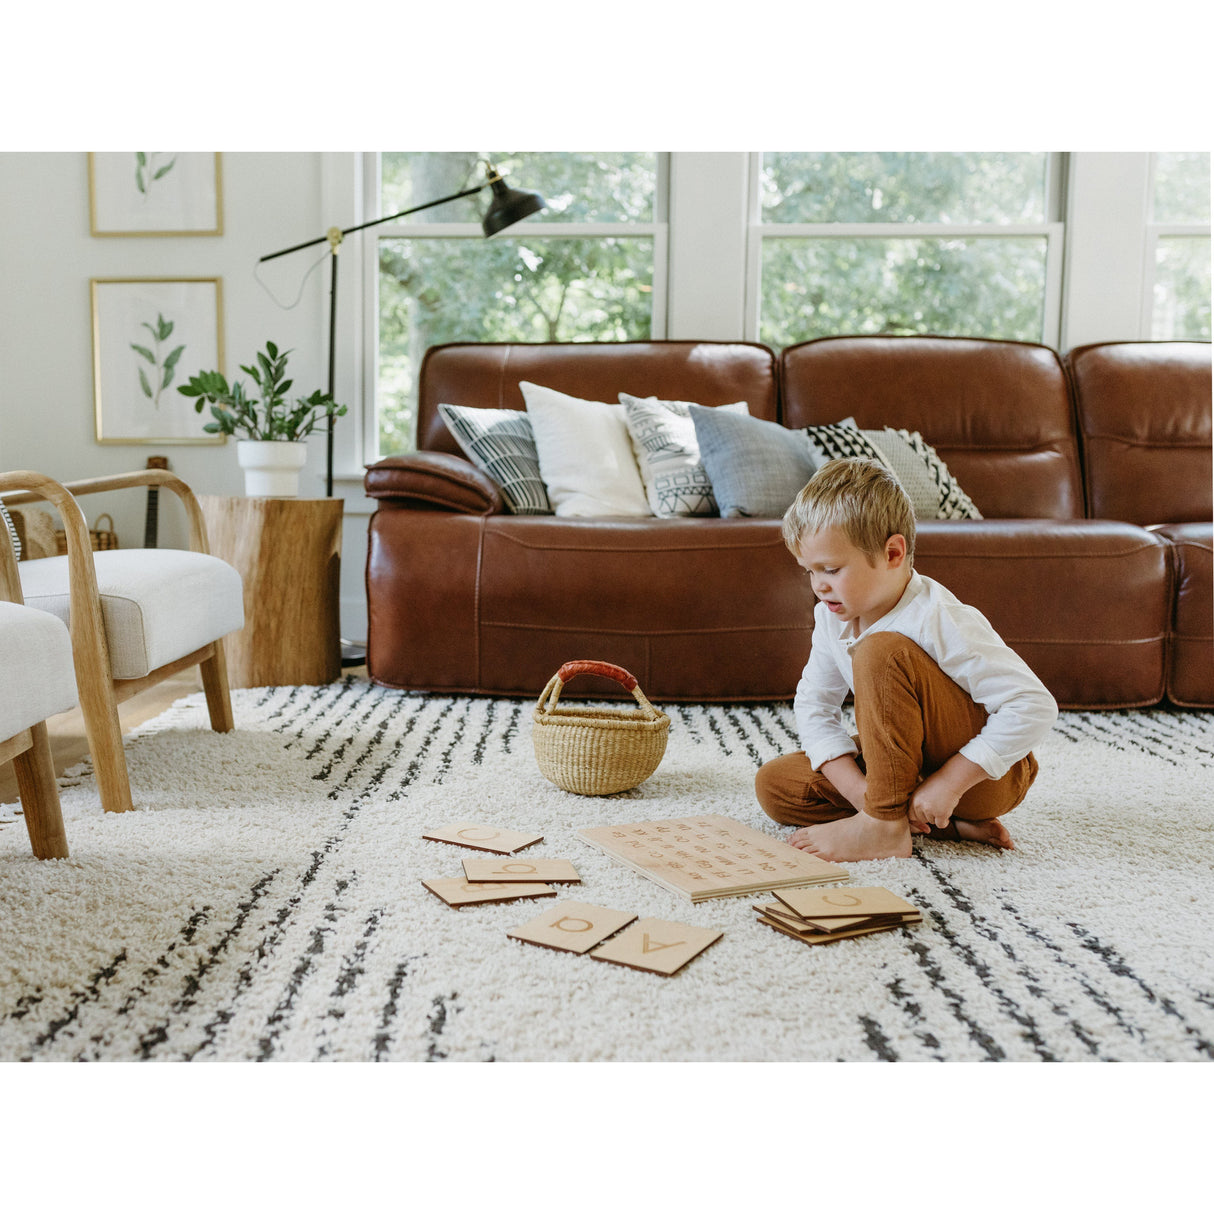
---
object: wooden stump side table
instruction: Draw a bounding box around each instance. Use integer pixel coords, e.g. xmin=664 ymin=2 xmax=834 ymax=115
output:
xmin=200 ymin=495 xmax=343 ymax=688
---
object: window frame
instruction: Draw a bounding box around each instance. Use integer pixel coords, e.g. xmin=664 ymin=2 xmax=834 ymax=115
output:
xmin=1141 ymin=152 xmax=1211 ymax=338
xmin=743 ymin=151 xmax=1068 ymax=348
xmin=359 ymin=152 xmax=670 ymax=459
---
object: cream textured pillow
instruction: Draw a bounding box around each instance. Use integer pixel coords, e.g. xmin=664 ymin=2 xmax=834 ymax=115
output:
xmin=520 ymin=381 xmax=650 ymax=517
xmin=620 ymin=394 xmax=749 ymax=517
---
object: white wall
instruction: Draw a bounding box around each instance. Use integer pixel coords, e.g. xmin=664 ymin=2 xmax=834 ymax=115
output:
xmin=0 ymin=150 xmax=374 ymax=643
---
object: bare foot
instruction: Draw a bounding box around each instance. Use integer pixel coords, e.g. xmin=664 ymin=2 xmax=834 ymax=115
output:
xmin=788 ymin=813 xmax=912 ymax=861
xmin=954 ymin=818 xmax=1015 ymax=850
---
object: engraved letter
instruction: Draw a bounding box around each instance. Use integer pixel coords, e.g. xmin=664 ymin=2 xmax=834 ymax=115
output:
xmin=553 ymin=916 xmax=594 ymax=933
xmin=641 ymin=933 xmax=683 ymax=953
xmin=822 ymin=893 xmax=863 ymax=907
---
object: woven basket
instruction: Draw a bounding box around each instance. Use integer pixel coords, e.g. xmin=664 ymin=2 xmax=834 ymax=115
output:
xmin=55 ymin=512 xmax=119 ymax=554
xmin=532 ymin=661 xmax=670 ymax=796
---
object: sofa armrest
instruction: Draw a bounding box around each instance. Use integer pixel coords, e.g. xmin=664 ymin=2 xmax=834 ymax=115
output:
xmin=364 ymin=452 xmax=504 ymax=515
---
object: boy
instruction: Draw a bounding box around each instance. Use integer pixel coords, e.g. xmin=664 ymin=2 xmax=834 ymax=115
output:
xmin=756 ymin=458 xmax=1058 ymax=861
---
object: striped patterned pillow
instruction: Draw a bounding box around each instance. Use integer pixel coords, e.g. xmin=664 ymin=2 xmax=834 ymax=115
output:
xmin=1 ymin=500 xmax=21 ymax=561
xmin=438 ymin=404 xmax=552 ymax=515
xmin=804 ymin=419 xmax=982 ymax=520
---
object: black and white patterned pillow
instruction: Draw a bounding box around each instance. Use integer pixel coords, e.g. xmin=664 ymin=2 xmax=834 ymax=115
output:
xmin=1 ymin=501 xmax=21 ymax=560
xmin=804 ymin=418 xmax=983 ymax=520
xmin=438 ymin=404 xmax=552 ymax=515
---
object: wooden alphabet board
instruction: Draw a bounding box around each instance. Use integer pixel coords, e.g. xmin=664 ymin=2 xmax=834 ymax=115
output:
xmin=422 ymin=877 xmax=557 ymax=908
xmin=578 ymin=814 xmax=848 ymax=902
xmin=590 ymin=918 xmax=723 ymax=977
xmin=462 ymin=857 xmax=581 ymax=885
xmin=507 ymin=901 xmax=637 ymax=955
xmin=422 ymin=822 xmax=544 ymax=854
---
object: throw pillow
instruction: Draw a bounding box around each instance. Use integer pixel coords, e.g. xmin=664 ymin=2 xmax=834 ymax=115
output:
xmin=803 ymin=420 xmax=983 ymax=520
xmin=619 ymin=394 xmax=749 ymax=517
xmin=520 ymin=381 xmax=650 ymax=517
xmin=688 ymin=404 xmax=824 ymax=518
xmin=438 ymin=403 xmax=551 ymax=515
xmin=1 ymin=500 xmax=20 ymax=560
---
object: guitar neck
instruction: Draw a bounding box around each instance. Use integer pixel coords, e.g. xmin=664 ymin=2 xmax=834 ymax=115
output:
xmin=144 ymin=456 xmax=168 ymax=548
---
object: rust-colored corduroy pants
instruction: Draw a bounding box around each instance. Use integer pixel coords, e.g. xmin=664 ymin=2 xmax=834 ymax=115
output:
xmin=756 ymin=632 xmax=1038 ymax=832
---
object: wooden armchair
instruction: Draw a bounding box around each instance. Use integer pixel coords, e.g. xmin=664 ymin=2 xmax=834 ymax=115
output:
xmin=0 ymin=469 xmax=243 ymax=816
xmin=1 ymin=509 xmax=75 ymax=859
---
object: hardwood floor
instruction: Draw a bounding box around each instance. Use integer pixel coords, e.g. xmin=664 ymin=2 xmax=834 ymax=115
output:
xmin=0 ymin=668 xmax=204 ymax=807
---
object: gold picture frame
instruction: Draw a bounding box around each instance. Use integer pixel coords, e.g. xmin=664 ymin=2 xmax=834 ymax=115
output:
xmin=91 ymin=277 xmax=226 ymax=445
xmin=88 ymin=152 xmax=224 ymax=237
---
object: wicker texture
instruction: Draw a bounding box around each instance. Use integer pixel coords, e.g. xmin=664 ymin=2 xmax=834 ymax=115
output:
xmin=55 ymin=512 xmax=118 ymax=554
xmin=533 ymin=661 xmax=670 ymax=795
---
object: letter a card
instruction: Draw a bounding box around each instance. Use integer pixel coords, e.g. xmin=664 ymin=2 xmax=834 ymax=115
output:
xmin=507 ymin=901 xmax=637 ymax=955
xmin=591 ymin=919 xmax=723 ymax=977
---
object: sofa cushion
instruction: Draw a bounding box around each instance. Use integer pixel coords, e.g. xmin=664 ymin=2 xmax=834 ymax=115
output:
xmin=620 ymin=394 xmax=748 ymax=517
xmin=520 ymin=381 xmax=650 ymax=518
xmin=780 ymin=336 xmax=1084 ymax=519
xmin=689 ymin=404 xmax=822 ymax=518
xmin=416 ymin=341 xmax=780 ymax=455
xmin=1067 ymin=341 xmax=1212 ymax=525
xmin=438 ymin=403 xmax=551 ymax=515
xmin=0 ymin=601 xmax=77 ymax=740
xmin=804 ymin=419 xmax=983 ymax=520
xmin=1151 ymin=522 xmax=1213 ymax=707
xmin=19 ymin=549 xmax=244 ymax=680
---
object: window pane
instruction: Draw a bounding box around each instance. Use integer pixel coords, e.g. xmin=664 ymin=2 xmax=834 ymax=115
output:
xmin=377 ymin=236 xmax=654 ymax=455
xmin=761 ymin=152 xmax=1049 ymax=224
xmin=1152 ymin=153 xmax=1211 ymax=224
xmin=1152 ymin=236 xmax=1212 ymax=340
xmin=759 ymin=236 xmax=1048 ymax=348
xmin=380 ymin=152 xmax=658 ymax=224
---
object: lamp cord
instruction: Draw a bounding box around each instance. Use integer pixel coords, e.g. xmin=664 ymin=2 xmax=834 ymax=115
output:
xmin=253 ymin=243 xmax=332 ymax=310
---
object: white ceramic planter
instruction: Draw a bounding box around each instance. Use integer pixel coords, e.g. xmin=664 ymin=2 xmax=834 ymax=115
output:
xmin=236 ymin=440 xmax=307 ymax=498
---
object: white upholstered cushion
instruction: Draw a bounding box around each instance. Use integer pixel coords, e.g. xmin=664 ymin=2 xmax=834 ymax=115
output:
xmin=19 ymin=549 xmax=244 ymax=680
xmin=0 ymin=601 xmax=78 ymax=741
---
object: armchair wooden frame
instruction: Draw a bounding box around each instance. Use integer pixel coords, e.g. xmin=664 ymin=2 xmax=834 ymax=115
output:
xmin=1 ymin=507 xmax=70 ymax=857
xmin=0 ymin=469 xmax=235 ymax=816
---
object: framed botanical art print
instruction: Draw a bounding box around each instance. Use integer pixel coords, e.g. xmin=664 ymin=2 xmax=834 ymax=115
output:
xmin=88 ymin=152 xmax=224 ymax=237
xmin=91 ymin=277 xmax=225 ymax=444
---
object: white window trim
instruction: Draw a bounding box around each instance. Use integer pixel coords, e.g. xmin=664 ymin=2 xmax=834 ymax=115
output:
xmin=359 ymin=152 xmax=669 ymax=462
xmin=744 ymin=151 xmax=1067 ymax=347
xmin=1140 ymin=152 xmax=1211 ymax=337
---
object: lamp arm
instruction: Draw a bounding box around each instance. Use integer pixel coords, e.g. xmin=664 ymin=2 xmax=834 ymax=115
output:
xmin=258 ymin=182 xmax=488 ymax=263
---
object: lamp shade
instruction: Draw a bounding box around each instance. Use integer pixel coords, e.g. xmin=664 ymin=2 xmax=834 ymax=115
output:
xmin=482 ymin=172 xmax=546 ymax=236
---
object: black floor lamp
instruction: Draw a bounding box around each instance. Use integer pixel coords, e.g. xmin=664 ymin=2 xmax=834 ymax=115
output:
xmin=258 ymin=160 xmax=545 ymax=666
xmin=258 ymin=160 xmax=546 ymax=497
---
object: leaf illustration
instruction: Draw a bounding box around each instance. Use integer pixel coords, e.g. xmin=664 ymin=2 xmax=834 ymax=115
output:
xmin=157 ymin=314 xmax=174 ymax=340
xmin=164 ymin=344 xmax=185 ymax=372
xmin=130 ymin=343 xmax=156 ymax=364
xmin=153 ymin=157 xmax=177 ymax=181
xmin=139 ymin=367 xmax=153 ymax=398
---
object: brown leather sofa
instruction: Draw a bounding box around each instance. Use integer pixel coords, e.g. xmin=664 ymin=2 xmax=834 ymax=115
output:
xmin=364 ymin=336 xmax=1212 ymax=709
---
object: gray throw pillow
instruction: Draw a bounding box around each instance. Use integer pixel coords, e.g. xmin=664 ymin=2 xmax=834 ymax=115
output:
xmin=688 ymin=404 xmax=823 ymax=518
xmin=1 ymin=500 xmax=20 ymax=560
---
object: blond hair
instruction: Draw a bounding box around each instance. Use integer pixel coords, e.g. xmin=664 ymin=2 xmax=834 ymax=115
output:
xmin=782 ymin=458 xmax=916 ymax=564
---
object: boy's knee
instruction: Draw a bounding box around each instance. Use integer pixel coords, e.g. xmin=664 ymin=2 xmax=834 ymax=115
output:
xmin=755 ymin=754 xmax=803 ymax=823
xmin=852 ymin=631 xmax=929 ymax=679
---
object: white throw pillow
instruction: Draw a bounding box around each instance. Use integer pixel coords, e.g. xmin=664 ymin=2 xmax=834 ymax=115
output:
xmin=620 ymin=394 xmax=750 ymax=517
xmin=520 ymin=381 xmax=650 ymax=517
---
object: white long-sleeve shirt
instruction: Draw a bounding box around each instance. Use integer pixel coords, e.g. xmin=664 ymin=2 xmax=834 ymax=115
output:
xmin=794 ymin=571 xmax=1058 ymax=780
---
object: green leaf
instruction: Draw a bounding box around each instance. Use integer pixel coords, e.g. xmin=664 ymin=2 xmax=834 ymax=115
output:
xmin=157 ymin=314 xmax=174 ymax=340
xmin=153 ymin=158 xmax=176 ymax=181
xmin=130 ymin=343 xmax=156 ymax=364
xmin=138 ymin=367 xmax=152 ymax=398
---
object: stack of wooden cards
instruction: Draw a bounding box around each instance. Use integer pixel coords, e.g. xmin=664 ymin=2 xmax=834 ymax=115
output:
xmin=507 ymin=900 xmax=723 ymax=977
xmin=421 ymin=821 xmax=582 ymax=909
xmin=754 ymin=886 xmax=921 ymax=945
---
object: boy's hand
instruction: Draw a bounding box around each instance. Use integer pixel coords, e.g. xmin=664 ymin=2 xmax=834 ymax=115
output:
xmin=907 ymin=754 xmax=988 ymax=830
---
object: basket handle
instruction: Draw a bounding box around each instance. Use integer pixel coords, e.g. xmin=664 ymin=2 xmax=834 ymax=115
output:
xmin=536 ymin=660 xmax=662 ymax=719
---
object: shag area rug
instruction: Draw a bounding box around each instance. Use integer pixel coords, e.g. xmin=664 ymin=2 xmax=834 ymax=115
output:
xmin=2 ymin=679 xmax=1212 ymax=1063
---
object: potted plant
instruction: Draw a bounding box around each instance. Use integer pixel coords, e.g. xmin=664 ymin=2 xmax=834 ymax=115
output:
xmin=178 ymin=341 xmax=347 ymax=497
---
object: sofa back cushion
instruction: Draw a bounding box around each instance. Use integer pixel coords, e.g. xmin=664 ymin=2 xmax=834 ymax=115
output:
xmin=780 ymin=336 xmax=1084 ymax=519
xmin=417 ymin=341 xmax=779 ymax=456
xmin=1067 ymin=341 xmax=1212 ymax=524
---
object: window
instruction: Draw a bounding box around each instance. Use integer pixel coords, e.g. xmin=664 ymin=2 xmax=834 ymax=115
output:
xmin=1147 ymin=152 xmax=1211 ymax=340
xmin=752 ymin=152 xmax=1063 ymax=348
xmin=369 ymin=152 xmax=665 ymax=456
